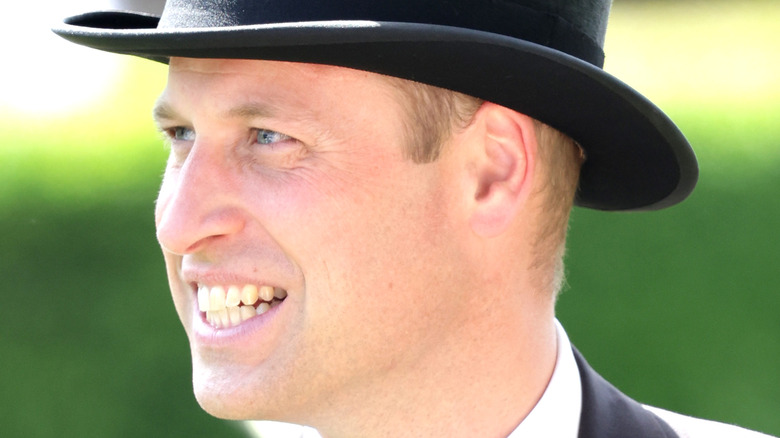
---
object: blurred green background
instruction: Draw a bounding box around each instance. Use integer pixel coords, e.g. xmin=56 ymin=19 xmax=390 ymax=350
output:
xmin=1 ymin=1 xmax=778 ymax=437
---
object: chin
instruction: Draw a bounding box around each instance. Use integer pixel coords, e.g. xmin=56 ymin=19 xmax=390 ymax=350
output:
xmin=192 ymin=370 xmax=259 ymax=420
xmin=190 ymin=356 xmax=289 ymax=422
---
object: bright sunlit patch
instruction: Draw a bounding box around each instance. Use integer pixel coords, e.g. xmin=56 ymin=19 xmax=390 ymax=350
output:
xmin=604 ymin=1 xmax=780 ymax=106
xmin=0 ymin=2 xmax=129 ymax=116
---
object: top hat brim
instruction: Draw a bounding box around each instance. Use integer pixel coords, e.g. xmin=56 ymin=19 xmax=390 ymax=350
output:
xmin=53 ymin=11 xmax=698 ymax=211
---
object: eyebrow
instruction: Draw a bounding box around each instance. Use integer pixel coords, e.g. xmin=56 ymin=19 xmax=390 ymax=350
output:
xmin=225 ymin=102 xmax=277 ymax=120
xmin=151 ymin=100 xmax=278 ymax=124
xmin=152 ymin=100 xmax=178 ymax=124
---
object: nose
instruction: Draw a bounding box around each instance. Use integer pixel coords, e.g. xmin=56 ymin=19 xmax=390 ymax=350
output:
xmin=155 ymin=144 xmax=245 ymax=256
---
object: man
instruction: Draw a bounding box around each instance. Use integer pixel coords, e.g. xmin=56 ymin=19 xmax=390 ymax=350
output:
xmin=54 ymin=1 xmax=773 ymax=437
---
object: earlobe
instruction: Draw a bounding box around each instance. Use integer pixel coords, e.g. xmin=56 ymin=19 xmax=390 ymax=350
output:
xmin=469 ymin=104 xmax=537 ymax=238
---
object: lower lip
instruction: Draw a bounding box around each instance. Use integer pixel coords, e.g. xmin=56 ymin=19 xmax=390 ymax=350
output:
xmin=192 ymin=301 xmax=286 ymax=347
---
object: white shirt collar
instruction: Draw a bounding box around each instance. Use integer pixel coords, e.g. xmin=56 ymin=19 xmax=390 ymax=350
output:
xmin=506 ymin=319 xmax=582 ymax=438
xmin=246 ymin=320 xmax=582 ymax=438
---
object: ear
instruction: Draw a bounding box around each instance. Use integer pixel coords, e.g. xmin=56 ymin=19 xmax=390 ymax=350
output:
xmin=467 ymin=103 xmax=537 ymax=238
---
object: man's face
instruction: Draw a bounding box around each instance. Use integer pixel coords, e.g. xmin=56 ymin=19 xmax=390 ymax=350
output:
xmin=154 ymin=58 xmax=476 ymax=421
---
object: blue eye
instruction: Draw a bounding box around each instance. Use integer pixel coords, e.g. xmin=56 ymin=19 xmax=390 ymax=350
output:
xmin=257 ymin=129 xmax=291 ymax=145
xmin=172 ymin=127 xmax=195 ymax=141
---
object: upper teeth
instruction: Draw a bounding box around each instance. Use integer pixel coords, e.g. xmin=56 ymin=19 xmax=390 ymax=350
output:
xmin=198 ymin=284 xmax=287 ymax=329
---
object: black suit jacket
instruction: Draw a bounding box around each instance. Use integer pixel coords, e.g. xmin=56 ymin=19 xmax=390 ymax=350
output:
xmin=574 ymin=349 xmax=679 ymax=438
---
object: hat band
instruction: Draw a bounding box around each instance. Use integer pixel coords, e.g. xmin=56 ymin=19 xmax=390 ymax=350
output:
xmin=159 ymin=0 xmax=605 ymax=67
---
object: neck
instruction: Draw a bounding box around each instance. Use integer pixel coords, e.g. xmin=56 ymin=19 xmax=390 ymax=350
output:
xmin=311 ymin=299 xmax=558 ymax=438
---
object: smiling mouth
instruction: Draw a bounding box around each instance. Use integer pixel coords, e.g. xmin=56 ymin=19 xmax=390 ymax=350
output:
xmin=197 ymin=284 xmax=287 ymax=329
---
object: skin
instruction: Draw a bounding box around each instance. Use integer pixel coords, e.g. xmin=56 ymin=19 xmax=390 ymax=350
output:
xmin=154 ymin=58 xmax=558 ymax=438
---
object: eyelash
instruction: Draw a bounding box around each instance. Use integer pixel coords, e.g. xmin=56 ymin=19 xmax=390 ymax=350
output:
xmin=161 ymin=127 xmax=293 ymax=146
xmin=168 ymin=127 xmax=195 ymax=142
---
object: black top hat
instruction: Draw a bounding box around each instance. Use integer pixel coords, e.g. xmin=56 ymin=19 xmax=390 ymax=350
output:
xmin=53 ymin=0 xmax=698 ymax=211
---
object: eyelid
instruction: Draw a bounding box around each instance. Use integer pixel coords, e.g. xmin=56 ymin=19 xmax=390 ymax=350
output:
xmin=159 ymin=126 xmax=196 ymax=142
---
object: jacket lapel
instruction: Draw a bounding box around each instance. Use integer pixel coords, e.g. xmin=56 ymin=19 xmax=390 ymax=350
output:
xmin=574 ymin=348 xmax=679 ymax=438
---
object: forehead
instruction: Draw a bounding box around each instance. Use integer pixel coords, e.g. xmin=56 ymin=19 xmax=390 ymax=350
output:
xmin=169 ymin=57 xmax=348 ymax=81
xmin=163 ymin=58 xmax=399 ymax=107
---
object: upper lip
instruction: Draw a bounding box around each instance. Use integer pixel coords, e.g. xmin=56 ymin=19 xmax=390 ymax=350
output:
xmin=181 ymin=268 xmax=284 ymax=291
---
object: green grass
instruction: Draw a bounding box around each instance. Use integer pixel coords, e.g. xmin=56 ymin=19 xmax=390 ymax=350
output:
xmin=1 ymin=199 xmax=248 ymax=437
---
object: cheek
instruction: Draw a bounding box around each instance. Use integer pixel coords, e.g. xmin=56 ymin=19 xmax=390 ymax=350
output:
xmin=287 ymin=162 xmax=453 ymax=330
